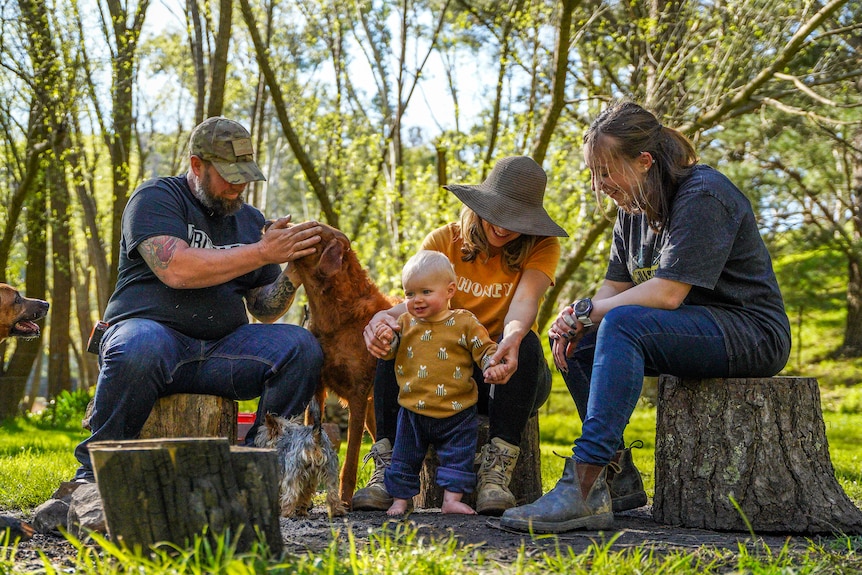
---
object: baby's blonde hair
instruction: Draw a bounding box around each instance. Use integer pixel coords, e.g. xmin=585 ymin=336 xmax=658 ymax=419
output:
xmin=402 ymin=250 xmax=456 ymax=286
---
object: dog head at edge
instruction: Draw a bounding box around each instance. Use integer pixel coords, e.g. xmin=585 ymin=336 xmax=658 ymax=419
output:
xmin=0 ymin=283 xmax=49 ymax=343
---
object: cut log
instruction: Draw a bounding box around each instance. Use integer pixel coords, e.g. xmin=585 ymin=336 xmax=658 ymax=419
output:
xmin=89 ymin=438 xmax=283 ymax=553
xmin=414 ymin=413 xmax=542 ymax=509
xmin=227 ymin=446 xmax=283 ymax=552
xmin=139 ymin=394 xmax=238 ymax=443
xmin=654 ymin=375 xmax=862 ymax=534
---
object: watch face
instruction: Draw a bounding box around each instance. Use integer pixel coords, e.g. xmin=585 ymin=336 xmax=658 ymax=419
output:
xmin=574 ymin=299 xmax=591 ymax=315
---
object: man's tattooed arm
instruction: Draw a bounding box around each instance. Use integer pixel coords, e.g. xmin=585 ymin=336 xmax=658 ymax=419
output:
xmin=138 ymin=236 xmax=182 ymax=282
xmin=246 ymin=271 xmax=298 ymax=322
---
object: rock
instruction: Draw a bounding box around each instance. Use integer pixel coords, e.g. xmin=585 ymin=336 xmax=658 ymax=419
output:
xmin=67 ymin=483 xmax=106 ymax=538
xmin=51 ymin=480 xmax=87 ymax=503
xmin=32 ymin=499 xmax=69 ymax=535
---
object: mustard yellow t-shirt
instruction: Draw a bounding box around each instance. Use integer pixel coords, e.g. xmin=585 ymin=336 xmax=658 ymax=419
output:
xmin=421 ymin=223 xmax=560 ymax=339
xmin=384 ymin=309 xmax=497 ymax=419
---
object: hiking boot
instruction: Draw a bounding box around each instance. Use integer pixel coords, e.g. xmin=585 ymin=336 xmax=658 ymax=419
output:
xmin=608 ymin=440 xmax=648 ymax=512
xmin=476 ymin=437 xmax=520 ymax=516
xmin=500 ymin=457 xmax=613 ymax=533
xmin=351 ymin=438 xmax=394 ymax=511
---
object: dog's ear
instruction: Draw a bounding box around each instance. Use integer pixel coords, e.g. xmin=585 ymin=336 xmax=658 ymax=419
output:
xmin=317 ymin=238 xmax=344 ymax=278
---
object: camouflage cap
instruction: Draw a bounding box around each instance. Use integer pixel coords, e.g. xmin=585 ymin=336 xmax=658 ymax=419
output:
xmin=189 ymin=117 xmax=266 ymax=184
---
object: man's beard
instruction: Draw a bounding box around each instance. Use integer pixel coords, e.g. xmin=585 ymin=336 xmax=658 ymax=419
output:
xmin=192 ymin=168 xmax=244 ymax=217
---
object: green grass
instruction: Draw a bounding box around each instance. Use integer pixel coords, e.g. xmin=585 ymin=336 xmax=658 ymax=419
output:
xmin=2 ymin=518 xmax=861 ymax=574
xmin=0 ymin=418 xmax=89 ymax=510
xmin=2 ymin=395 xmax=862 ymax=573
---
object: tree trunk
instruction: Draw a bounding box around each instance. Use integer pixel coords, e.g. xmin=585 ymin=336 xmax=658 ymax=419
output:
xmin=139 ymin=394 xmax=238 ymax=443
xmin=0 ymin=171 xmax=48 ymax=420
xmin=72 ymin=253 xmax=99 ymax=390
xmin=530 ymin=0 xmax=574 ymax=165
xmin=414 ymin=414 xmax=542 ymax=509
xmin=842 ymin=254 xmax=862 ymax=356
xmin=187 ymin=0 xmax=206 ymax=123
xmin=207 ymin=0 xmax=233 ymax=117
xmin=103 ymin=0 xmax=149 ymax=291
xmin=654 ymin=375 xmax=862 ymax=534
xmin=89 ymin=438 xmax=282 ymax=553
xmin=47 ymin=152 xmax=73 ymax=398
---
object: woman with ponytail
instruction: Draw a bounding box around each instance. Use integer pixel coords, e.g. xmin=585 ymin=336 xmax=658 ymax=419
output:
xmin=501 ymin=101 xmax=791 ymax=533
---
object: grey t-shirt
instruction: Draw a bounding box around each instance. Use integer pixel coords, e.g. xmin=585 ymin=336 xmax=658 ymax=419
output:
xmin=606 ymin=164 xmax=791 ymax=375
xmin=103 ymin=174 xmax=280 ymax=340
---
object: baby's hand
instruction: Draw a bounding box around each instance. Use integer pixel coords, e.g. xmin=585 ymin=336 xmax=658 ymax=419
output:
xmin=375 ymin=324 xmax=394 ymax=342
xmin=483 ymin=363 xmax=509 ymax=385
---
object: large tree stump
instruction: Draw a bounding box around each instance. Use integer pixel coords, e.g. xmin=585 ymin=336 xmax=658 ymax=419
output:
xmin=414 ymin=413 xmax=542 ymax=509
xmin=89 ymin=438 xmax=283 ymax=553
xmin=139 ymin=394 xmax=238 ymax=443
xmin=655 ymin=375 xmax=862 ymax=534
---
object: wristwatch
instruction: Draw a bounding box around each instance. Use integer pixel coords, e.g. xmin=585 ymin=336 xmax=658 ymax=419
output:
xmin=572 ymin=298 xmax=593 ymax=327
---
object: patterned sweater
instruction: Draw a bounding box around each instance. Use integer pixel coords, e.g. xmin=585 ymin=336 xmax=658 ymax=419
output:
xmin=383 ymin=309 xmax=498 ymax=418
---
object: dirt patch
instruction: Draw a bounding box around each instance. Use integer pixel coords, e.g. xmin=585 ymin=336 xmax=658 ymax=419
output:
xmin=7 ymin=505 xmax=825 ymax=568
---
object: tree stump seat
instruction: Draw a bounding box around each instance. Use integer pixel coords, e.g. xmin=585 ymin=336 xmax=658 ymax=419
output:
xmin=139 ymin=394 xmax=239 ymax=444
xmin=415 ymin=413 xmax=542 ymax=509
xmin=89 ymin=438 xmax=282 ymax=553
xmin=654 ymin=375 xmax=862 ymax=534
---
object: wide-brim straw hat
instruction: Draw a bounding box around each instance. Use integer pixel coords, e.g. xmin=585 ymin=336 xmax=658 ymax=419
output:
xmin=444 ymin=156 xmax=568 ymax=237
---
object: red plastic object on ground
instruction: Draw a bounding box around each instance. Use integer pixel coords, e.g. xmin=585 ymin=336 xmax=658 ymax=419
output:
xmin=237 ymin=412 xmax=256 ymax=444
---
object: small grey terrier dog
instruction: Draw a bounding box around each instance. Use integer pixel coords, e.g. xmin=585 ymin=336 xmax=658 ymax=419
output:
xmin=254 ymin=398 xmax=346 ymax=518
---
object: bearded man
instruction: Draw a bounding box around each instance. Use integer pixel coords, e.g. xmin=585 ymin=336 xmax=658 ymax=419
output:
xmin=72 ymin=117 xmax=324 ymax=482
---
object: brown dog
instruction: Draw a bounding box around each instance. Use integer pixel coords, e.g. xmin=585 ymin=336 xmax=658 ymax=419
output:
xmin=0 ymin=283 xmax=49 ymax=343
xmin=288 ymin=224 xmax=399 ymax=507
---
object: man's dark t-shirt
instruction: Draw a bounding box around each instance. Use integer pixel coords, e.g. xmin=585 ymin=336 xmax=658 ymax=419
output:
xmin=103 ymin=175 xmax=280 ymax=340
xmin=606 ymin=165 xmax=791 ymax=376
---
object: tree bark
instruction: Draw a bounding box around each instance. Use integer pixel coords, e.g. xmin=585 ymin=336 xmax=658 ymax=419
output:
xmin=89 ymin=438 xmax=282 ymax=553
xmin=47 ymin=150 xmax=73 ymax=398
xmin=103 ymin=0 xmax=149 ymax=291
xmin=207 ymin=0 xmax=233 ymax=117
xmin=139 ymin=394 xmax=238 ymax=443
xmin=0 ymin=122 xmax=45 ymax=417
xmin=654 ymin=375 xmax=862 ymax=534
xmin=531 ymin=0 xmax=575 ymax=165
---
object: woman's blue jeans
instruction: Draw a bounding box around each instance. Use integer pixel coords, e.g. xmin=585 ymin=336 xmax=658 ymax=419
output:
xmin=561 ymin=305 xmax=730 ymax=466
xmin=73 ymin=318 xmax=323 ymax=480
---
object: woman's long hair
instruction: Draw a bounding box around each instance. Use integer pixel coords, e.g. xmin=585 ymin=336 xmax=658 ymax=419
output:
xmin=584 ymin=101 xmax=698 ymax=231
xmin=457 ymin=206 xmax=538 ymax=273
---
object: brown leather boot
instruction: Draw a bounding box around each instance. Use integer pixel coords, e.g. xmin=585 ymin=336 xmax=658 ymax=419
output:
xmin=351 ymin=438 xmax=394 ymax=511
xmin=500 ymin=458 xmax=613 ymax=533
xmin=607 ymin=440 xmax=648 ymax=512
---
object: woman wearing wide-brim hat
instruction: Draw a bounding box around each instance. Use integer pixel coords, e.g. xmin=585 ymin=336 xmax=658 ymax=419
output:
xmin=354 ymin=155 xmax=565 ymax=515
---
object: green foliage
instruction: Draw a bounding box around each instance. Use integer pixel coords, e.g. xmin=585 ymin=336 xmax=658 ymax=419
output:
xmin=31 ymin=389 xmax=93 ymax=428
xmin=836 ymin=388 xmax=862 ymax=415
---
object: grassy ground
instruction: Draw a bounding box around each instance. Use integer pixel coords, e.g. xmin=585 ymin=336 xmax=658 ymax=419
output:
xmin=5 ymin=378 xmax=860 ymax=512
xmin=2 ymin=382 xmax=862 ymax=572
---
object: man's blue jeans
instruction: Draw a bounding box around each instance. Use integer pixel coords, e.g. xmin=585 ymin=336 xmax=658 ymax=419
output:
xmin=561 ymin=305 xmax=730 ymax=466
xmin=74 ymin=318 xmax=323 ymax=480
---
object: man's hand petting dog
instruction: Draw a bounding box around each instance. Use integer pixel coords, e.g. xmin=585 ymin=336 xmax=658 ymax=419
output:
xmin=0 ymin=283 xmax=49 ymax=343
xmin=260 ymin=216 xmax=323 ymax=264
